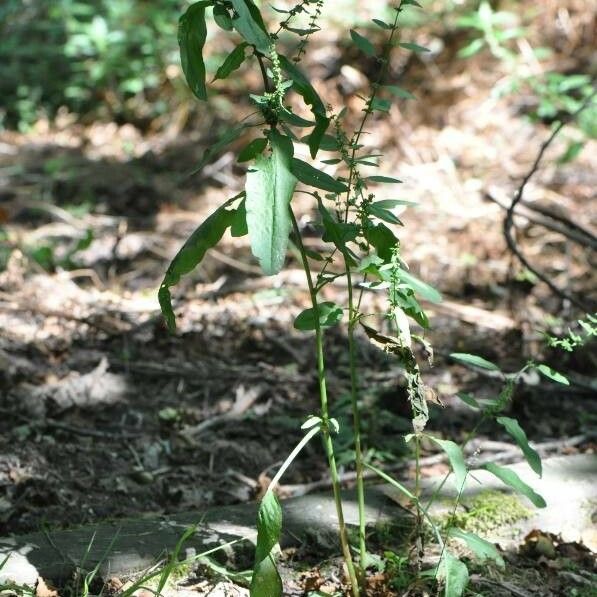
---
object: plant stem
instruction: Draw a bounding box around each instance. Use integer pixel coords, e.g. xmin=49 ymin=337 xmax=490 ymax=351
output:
xmin=345 ymin=264 xmax=367 ymax=577
xmin=290 ymin=210 xmax=360 ymax=597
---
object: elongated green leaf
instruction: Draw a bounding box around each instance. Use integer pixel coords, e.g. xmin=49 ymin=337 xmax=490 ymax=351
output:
xmin=536 ymin=364 xmax=569 ymax=385
xmin=496 ymin=417 xmax=542 ymax=476
xmin=308 ymin=115 xmax=331 ymax=159
xmin=448 ymin=528 xmax=505 ymax=568
xmin=279 ymin=109 xmax=315 ymax=127
xmin=300 ymin=133 xmax=339 ymax=151
xmin=191 ymin=123 xmax=250 ymax=175
xmin=371 ymin=98 xmax=391 ymax=112
xmin=366 ymin=175 xmax=403 ymax=184
xmin=350 ymin=29 xmax=376 ymax=56
xmin=318 ymin=201 xmax=359 ymax=251
xmin=178 ymin=2 xmax=210 ymax=100
xmin=373 ymin=199 xmax=417 ymax=208
xmin=291 ymin=158 xmax=348 ymax=192
xmin=367 ymin=203 xmax=403 ymax=225
xmin=278 ymin=56 xmax=326 ymax=114
xmin=230 ymin=0 xmax=271 ymax=53
xmin=385 ymin=85 xmax=416 ymax=99
xmin=246 ymin=132 xmax=297 ymax=275
xmin=364 ymin=221 xmax=398 ymax=261
xmin=456 ymin=392 xmax=480 ymax=409
xmin=251 ymin=491 xmax=283 ymax=597
xmin=159 ymin=194 xmax=245 ymax=331
xmin=397 ymin=267 xmax=442 ymax=303
xmin=372 ymin=18 xmax=392 ymax=29
xmin=429 ymin=437 xmax=467 ymax=490
xmin=238 ymin=137 xmax=268 ymax=162
xmin=450 ymin=353 xmax=500 ymax=371
xmin=213 ymin=4 xmax=233 ymax=30
xmin=482 ymin=463 xmax=546 ymax=508
xmin=294 ymin=302 xmax=343 ymax=330
xmin=214 ymin=42 xmax=248 ymax=81
xmin=399 ymin=41 xmax=430 ymax=53
xmin=278 ymin=56 xmax=329 ymax=157
xmin=439 ymin=552 xmax=469 ymax=597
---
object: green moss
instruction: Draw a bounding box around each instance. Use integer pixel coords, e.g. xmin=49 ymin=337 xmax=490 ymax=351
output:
xmin=444 ymin=490 xmax=532 ymax=534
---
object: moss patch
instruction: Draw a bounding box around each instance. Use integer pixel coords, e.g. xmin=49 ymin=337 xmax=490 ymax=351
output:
xmin=442 ymin=490 xmax=532 ymax=534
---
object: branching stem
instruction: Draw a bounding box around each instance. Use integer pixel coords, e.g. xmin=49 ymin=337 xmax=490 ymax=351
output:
xmin=290 ymin=210 xmax=360 ymax=597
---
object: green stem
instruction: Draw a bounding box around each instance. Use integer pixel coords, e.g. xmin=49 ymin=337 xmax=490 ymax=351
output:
xmin=290 ymin=210 xmax=360 ymax=597
xmin=345 ymin=265 xmax=366 ymax=577
xmin=268 ymin=426 xmax=320 ymax=491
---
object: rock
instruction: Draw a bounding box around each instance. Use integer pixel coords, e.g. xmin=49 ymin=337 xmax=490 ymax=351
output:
xmin=0 ymin=550 xmax=39 ymax=587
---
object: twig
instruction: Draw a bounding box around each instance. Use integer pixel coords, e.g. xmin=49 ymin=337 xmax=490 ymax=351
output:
xmin=279 ymin=434 xmax=590 ymax=497
xmin=503 ymin=90 xmax=596 ymax=311
xmin=486 ymin=190 xmax=597 ymax=251
xmin=42 ymin=419 xmax=143 ymax=439
xmin=470 ymin=575 xmax=534 ymax=597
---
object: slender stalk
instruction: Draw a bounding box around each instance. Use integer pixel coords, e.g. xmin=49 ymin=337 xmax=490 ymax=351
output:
xmin=344 ymin=264 xmax=367 ymax=576
xmin=338 ymin=3 xmax=407 ymax=577
xmin=290 ymin=210 xmax=360 ymax=597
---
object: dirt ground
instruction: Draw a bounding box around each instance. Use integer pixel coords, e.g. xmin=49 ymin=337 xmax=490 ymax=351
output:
xmin=0 ymin=2 xmax=595 ymax=594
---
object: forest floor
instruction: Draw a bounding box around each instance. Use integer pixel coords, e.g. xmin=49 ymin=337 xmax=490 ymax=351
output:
xmin=0 ymin=3 xmax=596 ymax=595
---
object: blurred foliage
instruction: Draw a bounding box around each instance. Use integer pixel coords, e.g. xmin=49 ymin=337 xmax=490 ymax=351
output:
xmin=1 ymin=0 xmax=594 ymax=142
xmin=0 ymin=0 xmax=185 ymax=130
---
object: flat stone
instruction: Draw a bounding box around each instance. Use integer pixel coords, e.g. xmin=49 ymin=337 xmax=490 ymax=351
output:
xmin=0 ymin=488 xmax=405 ymax=584
xmin=382 ymin=453 xmax=597 ymax=549
xmin=0 ymin=551 xmax=39 ymax=587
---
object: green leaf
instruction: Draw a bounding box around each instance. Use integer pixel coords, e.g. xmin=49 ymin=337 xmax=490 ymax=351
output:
xmin=456 ymin=392 xmax=480 ymax=409
xmin=370 ymin=98 xmax=392 ymax=112
xmin=318 ymin=201 xmax=359 ymax=251
xmin=159 ymin=194 xmax=244 ymax=331
xmin=230 ymin=198 xmax=248 ymax=237
xmin=450 ymin=353 xmax=500 ymax=371
xmin=294 ymin=302 xmax=343 ymax=330
xmin=364 ymin=222 xmax=398 ymax=261
xmin=536 ymin=364 xmax=569 ymax=385
xmin=429 ymin=437 xmax=467 ymax=490
xmin=309 ymin=115 xmax=331 ymax=159
xmin=372 ymin=199 xmax=417 ymax=208
xmin=496 ymin=417 xmax=542 ymax=476
xmin=396 ymin=267 xmax=442 ymax=303
xmin=399 ymin=41 xmax=430 ymax=53
xmin=300 ymin=133 xmax=339 ymax=152
xmin=214 ymin=42 xmax=248 ymax=81
xmin=213 ymin=4 xmax=233 ymax=30
xmin=251 ymin=491 xmax=283 ymax=597
xmin=366 ymin=175 xmax=403 ymax=184
xmin=402 ymin=0 xmax=423 ymax=7
xmin=439 ymin=552 xmax=469 ymax=597
xmin=384 ymin=85 xmax=416 ymax=99
xmin=192 ymin=123 xmax=250 ymax=174
xmin=367 ymin=202 xmax=403 ymax=225
xmin=245 ymin=131 xmax=297 ymax=275
xmin=482 ymin=463 xmax=546 ymax=508
xmin=230 ymin=0 xmax=271 ymax=54
xmin=278 ymin=56 xmax=328 ymax=157
xmin=238 ymin=137 xmax=268 ymax=162
xmin=372 ymin=18 xmax=392 ymax=29
xmin=291 ymin=158 xmax=348 ymax=192
xmin=279 ymin=109 xmax=315 ymax=127
xmin=178 ymin=2 xmax=210 ymax=100
xmin=350 ymin=29 xmax=376 ymax=56
xmin=448 ymin=529 xmax=505 ymax=568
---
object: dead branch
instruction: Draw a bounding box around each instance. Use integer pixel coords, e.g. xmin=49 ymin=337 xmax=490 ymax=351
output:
xmin=503 ymin=90 xmax=596 ymax=311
